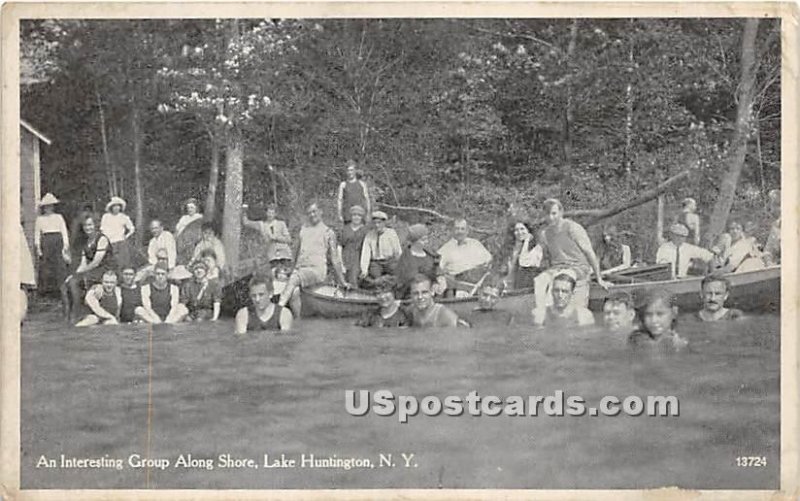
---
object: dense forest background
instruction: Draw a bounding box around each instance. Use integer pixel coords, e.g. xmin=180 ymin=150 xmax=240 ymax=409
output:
xmin=20 ymin=18 xmax=781 ymax=269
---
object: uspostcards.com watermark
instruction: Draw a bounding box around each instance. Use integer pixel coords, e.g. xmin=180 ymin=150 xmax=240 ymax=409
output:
xmin=345 ymin=390 xmax=680 ymax=423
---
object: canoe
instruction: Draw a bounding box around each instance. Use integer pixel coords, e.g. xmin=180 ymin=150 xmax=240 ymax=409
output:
xmin=300 ymin=265 xmax=781 ymax=319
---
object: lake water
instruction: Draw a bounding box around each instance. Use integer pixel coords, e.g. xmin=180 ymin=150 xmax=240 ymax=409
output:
xmin=21 ymin=309 xmax=779 ymax=489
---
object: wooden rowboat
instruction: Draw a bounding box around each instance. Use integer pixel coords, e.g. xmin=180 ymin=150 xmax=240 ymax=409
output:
xmin=299 ymin=265 xmax=781 ymax=319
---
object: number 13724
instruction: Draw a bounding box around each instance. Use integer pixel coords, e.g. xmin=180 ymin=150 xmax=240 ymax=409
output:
xmin=735 ymin=456 xmax=767 ymax=467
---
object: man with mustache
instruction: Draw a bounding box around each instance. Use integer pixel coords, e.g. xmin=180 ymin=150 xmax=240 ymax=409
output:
xmin=696 ymin=275 xmax=744 ymax=322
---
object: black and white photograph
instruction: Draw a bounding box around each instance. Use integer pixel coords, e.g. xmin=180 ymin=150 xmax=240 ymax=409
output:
xmin=3 ymin=2 xmax=797 ymax=497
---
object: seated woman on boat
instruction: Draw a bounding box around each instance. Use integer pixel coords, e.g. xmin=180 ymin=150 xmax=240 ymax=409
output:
xmin=173 ymin=260 xmax=221 ymax=322
xmin=394 ymin=224 xmax=447 ymax=299
xmin=532 ymin=270 xmax=594 ymax=328
xmin=505 ymin=220 xmax=543 ymax=290
xmin=235 ymin=273 xmax=293 ymax=334
xmin=65 ymin=215 xmax=115 ymax=323
xmin=409 ymin=274 xmax=461 ymax=328
xmin=696 ymin=275 xmax=744 ymax=322
xmin=628 ymin=288 xmax=688 ymax=351
xmin=75 ymin=270 xmax=122 ymax=327
xmin=711 ymin=221 xmax=764 ymax=274
xmin=596 ymin=224 xmax=632 ymax=276
xmin=356 ymin=279 xmax=411 ymax=328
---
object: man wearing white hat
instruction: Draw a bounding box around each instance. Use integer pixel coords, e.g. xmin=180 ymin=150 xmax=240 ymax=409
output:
xmin=656 ymin=223 xmax=714 ymax=278
xmin=100 ymin=196 xmax=135 ymax=268
xmin=359 ymin=210 xmax=402 ymax=283
xmin=34 ymin=192 xmax=71 ymax=299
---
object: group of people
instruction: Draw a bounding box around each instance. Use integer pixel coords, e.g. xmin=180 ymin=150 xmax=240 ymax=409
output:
xmin=25 ymin=159 xmax=780 ymax=340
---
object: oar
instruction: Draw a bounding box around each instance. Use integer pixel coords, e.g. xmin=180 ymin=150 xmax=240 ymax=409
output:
xmin=468 ymin=272 xmax=492 ymax=296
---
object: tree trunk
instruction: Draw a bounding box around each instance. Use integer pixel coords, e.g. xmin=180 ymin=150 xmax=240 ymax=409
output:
xmin=95 ymin=87 xmax=117 ymax=197
xmin=561 ymin=19 xmax=579 ymax=195
xmin=656 ymin=195 xmax=665 ymax=246
xmin=131 ymin=103 xmax=145 ymax=248
xmin=206 ymin=135 xmax=220 ymax=218
xmin=705 ymin=18 xmax=760 ymax=247
xmin=624 ymin=21 xmax=634 ymax=176
xmin=222 ymin=132 xmax=244 ymax=275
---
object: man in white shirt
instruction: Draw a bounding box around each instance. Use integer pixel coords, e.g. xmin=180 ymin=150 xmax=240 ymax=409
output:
xmin=438 ymin=218 xmax=492 ymax=284
xmin=360 ymin=211 xmax=402 ymax=281
xmin=147 ymin=219 xmax=177 ymax=269
xmin=656 ymin=223 xmax=714 ymax=278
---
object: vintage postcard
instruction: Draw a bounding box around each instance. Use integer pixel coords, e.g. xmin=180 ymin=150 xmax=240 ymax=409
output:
xmin=1 ymin=2 xmax=798 ymax=499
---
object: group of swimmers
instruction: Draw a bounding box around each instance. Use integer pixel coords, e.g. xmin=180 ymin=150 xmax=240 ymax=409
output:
xmin=24 ymin=160 xmax=778 ymax=340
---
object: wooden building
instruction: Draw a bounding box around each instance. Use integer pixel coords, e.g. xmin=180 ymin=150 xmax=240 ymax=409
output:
xmin=20 ymin=119 xmax=52 ymax=260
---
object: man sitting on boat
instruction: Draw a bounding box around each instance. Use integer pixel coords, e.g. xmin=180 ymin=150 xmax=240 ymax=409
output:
xmin=535 ymin=198 xmax=610 ymax=309
xmin=236 ymin=273 xmax=293 ymax=334
xmin=277 ymin=203 xmax=349 ymax=316
xmin=356 ymin=279 xmax=411 ymax=328
xmin=359 ymin=210 xmax=402 ymax=287
xmin=460 ymin=278 xmax=514 ymax=327
xmin=532 ymin=270 xmax=595 ymax=328
xmin=438 ymin=218 xmax=493 ymax=297
xmin=76 ymin=270 xmax=122 ymax=327
xmin=596 ymin=224 xmax=632 ymax=276
xmin=711 ymin=221 xmax=764 ymax=273
xmin=394 ymin=223 xmax=447 ymax=298
xmin=656 ymin=223 xmax=714 ymax=279
xmin=697 ymin=275 xmax=744 ymax=322
xmin=602 ymin=291 xmax=635 ymax=336
xmin=409 ymin=274 xmax=461 ymax=328
xmin=140 ymin=263 xmax=181 ymax=324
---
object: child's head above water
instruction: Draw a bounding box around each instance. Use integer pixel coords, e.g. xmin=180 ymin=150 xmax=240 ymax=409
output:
xmin=636 ymin=288 xmax=678 ymax=337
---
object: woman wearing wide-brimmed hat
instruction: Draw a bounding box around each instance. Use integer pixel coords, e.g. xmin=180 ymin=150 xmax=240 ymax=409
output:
xmin=100 ymin=196 xmax=135 ymax=269
xmin=34 ymin=193 xmax=71 ymax=298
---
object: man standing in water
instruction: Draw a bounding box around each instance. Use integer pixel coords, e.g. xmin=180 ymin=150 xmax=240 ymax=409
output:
xmin=532 ymin=271 xmax=595 ymax=327
xmin=409 ymin=274 xmax=461 ymax=328
xmin=536 ymin=198 xmax=610 ymax=308
xmin=697 ymin=275 xmax=744 ymax=322
xmin=278 ymin=203 xmax=349 ymax=315
xmin=460 ymin=279 xmax=515 ymax=327
xmin=602 ymin=291 xmax=636 ymax=335
xmin=337 ymin=160 xmax=371 ymax=224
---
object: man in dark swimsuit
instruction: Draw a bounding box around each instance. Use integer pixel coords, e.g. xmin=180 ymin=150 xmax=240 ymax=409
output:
xmin=697 ymin=275 xmax=744 ymax=322
xmin=235 ymin=274 xmax=294 ymax=333
xmin=75 ymin=270 xmax=121 ymax=326
xmin=141 ymin=263 xmax=181 ymax=324
xmin=119 ymin=266 xmax=145 ymax=323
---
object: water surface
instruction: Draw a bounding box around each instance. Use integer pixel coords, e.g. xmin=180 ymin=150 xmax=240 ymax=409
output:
xmin=21 ymin=310 xmax=779 ymax=489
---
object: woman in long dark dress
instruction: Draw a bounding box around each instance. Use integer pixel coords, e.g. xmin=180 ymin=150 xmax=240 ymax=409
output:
xmin=339 ymin=205 xmax=368 ymax=287
xmin=34 ymin=193 xmax=71 ymax=298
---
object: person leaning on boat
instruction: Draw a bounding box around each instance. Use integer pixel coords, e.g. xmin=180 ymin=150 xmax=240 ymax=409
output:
xmin=656 ymin=223 xmax=714 ymax=278
xmin=409 ymin=274 xmax=461 ymax=328
xmin=359 ymin=210 xmax=402 ymax=286
xmin=236 ymin=273 xmax=293 ymax=334
xmin=438 ymin=218 xmax=493 ymax=295
xmin=535 ymin=198 xmax=610 ymax=308
xmin=394 ymin=223 xmax=447 ymax=298
xmin=277 ymin=202 xmax=349 ymax=315
xmin=505 ymin=220 xmax=543 ymax=289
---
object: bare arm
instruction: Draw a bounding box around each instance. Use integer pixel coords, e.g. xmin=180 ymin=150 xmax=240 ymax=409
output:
xmin=280 ymin=308 xmax=294 ymax=331
xmin=76 ymin=236 xmax=109 ymax=274
xmin=85 ymin=287 xmax=115 ymax=320
xmin=234 ymin=307 xmax=249 ymax=334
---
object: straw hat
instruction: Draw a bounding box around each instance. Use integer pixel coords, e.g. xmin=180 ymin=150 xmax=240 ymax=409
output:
xmin=105 ymin=196 xmax=127 ymax=212
xmin=669 ymin=223 xmax=689 ymax=237
xmin=38 ymin=193 xmax=60 ymax=206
